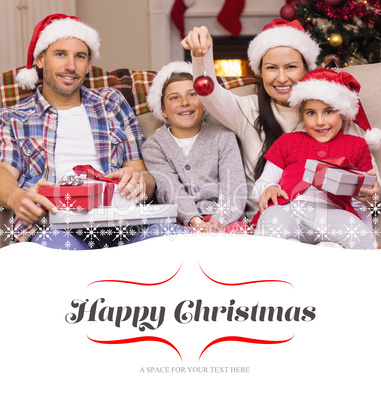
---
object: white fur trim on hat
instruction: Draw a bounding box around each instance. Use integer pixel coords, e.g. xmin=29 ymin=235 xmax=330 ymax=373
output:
xmin=288 ymin=79 xmax=360 ymax=120
xmin=248 ymin=26 xmax=320 ymax=74
xmin=34 ymin=18 xmax=100 ymax=61
xmin=364 ymin=128 xmax=381 ymax=151
xmin=15 ymin=67 xmax=40 ymax=90
xmin=148 ymin=61 xmax=193 ymax=123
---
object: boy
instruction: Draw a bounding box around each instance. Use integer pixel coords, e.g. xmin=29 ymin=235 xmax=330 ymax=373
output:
xmin=142 ymin=61 xmax=248 ymax=233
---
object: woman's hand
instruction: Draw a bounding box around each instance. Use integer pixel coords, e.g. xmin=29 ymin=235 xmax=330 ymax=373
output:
xmin=181 ymin=26 xmax=213 ymax=57
xmin=258 ymin=185 xmax=289 ymax=213
xmin=353 ymin=169 xmax=379 ymax=204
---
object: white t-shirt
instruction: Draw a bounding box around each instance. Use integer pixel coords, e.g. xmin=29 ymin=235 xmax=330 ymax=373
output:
xmin=169 ymin=127 xmax=198 ymax=157
xmin=54 ymin=104 xmax=103 ymax=179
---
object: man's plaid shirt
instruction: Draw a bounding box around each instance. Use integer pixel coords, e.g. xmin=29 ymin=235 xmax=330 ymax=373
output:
xmin=0 ymin=85 xmax=144 ymax=241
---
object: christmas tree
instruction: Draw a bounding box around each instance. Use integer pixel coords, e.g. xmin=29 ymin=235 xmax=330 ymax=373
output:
xmin=283 ymin=0 xmax=381 ymax=67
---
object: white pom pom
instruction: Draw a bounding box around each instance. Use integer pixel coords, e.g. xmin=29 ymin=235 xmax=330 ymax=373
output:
xmin=15 ymin=67 xmax=39 ymax=90
xmin=364 ymin=128 xmax=381 ymax=151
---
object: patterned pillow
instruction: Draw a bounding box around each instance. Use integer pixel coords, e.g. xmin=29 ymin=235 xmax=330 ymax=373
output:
xmin=0 ymin=65 xmax=257 ymax=115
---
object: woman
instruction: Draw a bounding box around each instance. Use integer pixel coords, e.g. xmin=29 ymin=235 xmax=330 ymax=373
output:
xmin=181 ymin=19 xmax=379 ymax=221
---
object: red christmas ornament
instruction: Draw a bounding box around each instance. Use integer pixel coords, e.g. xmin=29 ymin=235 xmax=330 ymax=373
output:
xmin=323 ymin=0 xmax=342 ymax=6
xmin=193 ymin=74 xmax=214 ymax=96
xmin=280 ymin=4 xmax=297 ymax=21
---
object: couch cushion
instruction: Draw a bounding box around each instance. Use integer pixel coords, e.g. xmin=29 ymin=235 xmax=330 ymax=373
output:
xmin=339 ymin=63 xmax=381 ymax=130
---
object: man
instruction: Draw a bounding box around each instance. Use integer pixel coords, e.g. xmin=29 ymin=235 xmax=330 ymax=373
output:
xmin=0 ymin=14 xmax=166 ymax=249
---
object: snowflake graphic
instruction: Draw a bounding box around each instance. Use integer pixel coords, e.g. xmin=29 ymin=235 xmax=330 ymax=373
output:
xmin=53 ymin=195 xmax=85 ymax=224
xmin=367 ymin=193 xmax=381 ymax=225
xmin=137 ymin=194 xmax=154 ymax=225
xmin=284 ymin=198 xmax=314 ymax=224
xmin=81 ymin=220 xmax=102 ymax=246
xmin=139 ymin=227 xmax=151 ymax=240
xmin=313 ymin=216 xmax=332 ymax=243
xmin=112 ymin=220 xmax=131 ymax=243
xmin=213 ymin=193 xmax=239 ymax=226
xmin=341 ymin=216 xmax=368 ymax=249
xmin=256 ymin=216 xmax=285 ymax=238
xmin=372 ymin=226 xmax=381 ymax=240
xmin=1 ymin=215 xmax=19 ymax=244
xmin=32 ymin=217 xmax=54 ymax=247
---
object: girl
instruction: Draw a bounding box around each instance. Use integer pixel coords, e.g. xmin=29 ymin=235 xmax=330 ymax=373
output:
xmin=252 ymin=69 xmax=380 ymax=249
xmin=181 ymin=19 xmax=379 ymax=220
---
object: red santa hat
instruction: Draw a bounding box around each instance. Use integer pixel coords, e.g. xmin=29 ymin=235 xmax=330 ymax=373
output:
xmin=16 ymin=14 xmax=100 ymax=90
xmin=248 ymin=19 xmax=320 ymax=75
xmin=289 ymin=69 xmax=381 ymax=151
xmin=147 ymin=61 xmax=193 ymax=123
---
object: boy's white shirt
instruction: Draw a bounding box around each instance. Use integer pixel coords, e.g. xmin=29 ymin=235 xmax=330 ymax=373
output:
xmin=168 ymin=127 xmax=198 ymax=157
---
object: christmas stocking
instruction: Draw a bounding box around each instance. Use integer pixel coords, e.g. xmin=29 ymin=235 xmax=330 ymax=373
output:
xmin=170 ymin=0 xmax=195 ymax=38
xmin=217 ymin=0 xmax=246 ymax=36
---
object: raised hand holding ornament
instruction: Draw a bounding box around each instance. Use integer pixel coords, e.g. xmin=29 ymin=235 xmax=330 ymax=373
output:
xmin=193 ymin=72 xmax=215 ymax=96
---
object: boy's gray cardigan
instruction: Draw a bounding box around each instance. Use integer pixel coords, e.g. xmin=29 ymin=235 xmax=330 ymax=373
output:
xmin=141 ymin=122 xmax=247 ymax=226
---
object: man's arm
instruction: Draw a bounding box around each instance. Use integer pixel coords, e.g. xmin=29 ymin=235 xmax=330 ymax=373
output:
xmin=0 ymin=162 xmax=55 ymax=224
xmin=104 ymin=159 xmax=155 ymax=203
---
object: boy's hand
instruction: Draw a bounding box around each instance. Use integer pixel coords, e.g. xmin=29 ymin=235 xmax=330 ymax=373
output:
xmin=258 ymin=185 xmax=289 ymax=213
xmin=189 ymin=217 xmax=222 ymax=233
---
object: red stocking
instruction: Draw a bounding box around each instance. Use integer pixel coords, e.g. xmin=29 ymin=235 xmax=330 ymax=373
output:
xmin=171 ymin=0 xmax=188 ymax=38
xmin=217 ymin=0 xmax=246 ymax=36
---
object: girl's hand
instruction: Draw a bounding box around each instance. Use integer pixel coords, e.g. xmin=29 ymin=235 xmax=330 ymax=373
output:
xmin=181 ymin=26 xmax=213 ymax=57
xmin=353 ymin=169 xmax=379 ymax=204
xmin=259 ymin=185 xmax=289 ymax=213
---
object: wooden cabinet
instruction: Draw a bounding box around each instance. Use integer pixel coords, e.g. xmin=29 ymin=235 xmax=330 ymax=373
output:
xmin=0 ymin=0 xmax=76 ymax=72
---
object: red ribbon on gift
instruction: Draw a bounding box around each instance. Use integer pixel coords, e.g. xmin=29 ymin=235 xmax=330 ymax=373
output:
xmin=312 ymin=157 xmax=365 ymax=196
xmin=73 ymin=165 xmax=120 ymax=206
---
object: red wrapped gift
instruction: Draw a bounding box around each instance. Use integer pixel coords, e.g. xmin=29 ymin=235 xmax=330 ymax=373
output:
xmin=73 ymin=165 xmax=126 ymax=207
xmin=39 ymin=182 xmax=103 ymax=210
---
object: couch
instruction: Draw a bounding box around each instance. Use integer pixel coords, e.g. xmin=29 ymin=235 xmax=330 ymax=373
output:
xmin=0 ymin=63 xmax=380 ymax=248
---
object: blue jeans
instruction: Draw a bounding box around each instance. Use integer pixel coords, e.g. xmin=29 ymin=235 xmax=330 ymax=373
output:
xmin=31 ymin=223 xmax=191 ymax=250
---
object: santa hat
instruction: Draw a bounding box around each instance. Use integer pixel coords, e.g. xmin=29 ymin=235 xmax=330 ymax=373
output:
xmin=289 ymin=69 xmax=381 ymax=151
xmin=16 ymin=14 xmax=100 ymax=90
xmin=248 ymin=19 xmax=320 ymax=75
xmin=147 ymin=61 xmax=193 ymax=123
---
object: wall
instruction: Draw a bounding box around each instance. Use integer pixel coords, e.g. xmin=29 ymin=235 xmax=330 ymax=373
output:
xmin=76 ymin=0 xmax=151 ymax=71
xmin=149 ymin=0 xmax=283 ymax=71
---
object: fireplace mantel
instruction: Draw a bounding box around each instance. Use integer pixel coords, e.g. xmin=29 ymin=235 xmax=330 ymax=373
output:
xmin=149 ymin=0 xmax=283 ymax=70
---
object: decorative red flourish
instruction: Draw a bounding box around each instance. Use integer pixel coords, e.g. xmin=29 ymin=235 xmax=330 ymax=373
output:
xmin=199 ymin=335 xmax=294 ymax=360
xmin=199 ymin=264 xmax=293 ymax=287
xmin=88 ymin=335 xmax=182 ymax=360
xmin=88 ymin=264 xmax=182 ymax=287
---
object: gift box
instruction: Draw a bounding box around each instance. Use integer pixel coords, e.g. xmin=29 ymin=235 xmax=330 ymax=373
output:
xmin=72 ymin=164 xmax=138 ymax=209
xmin=49 ymin=204 xmax=178 ymax=229
xmin=39 ymin=183 xmax=103 ymax=210
xmin=303 ymin=159 xmax=376 ymax=196
xmin=95 ymin=181 xmax=134 ymax=209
